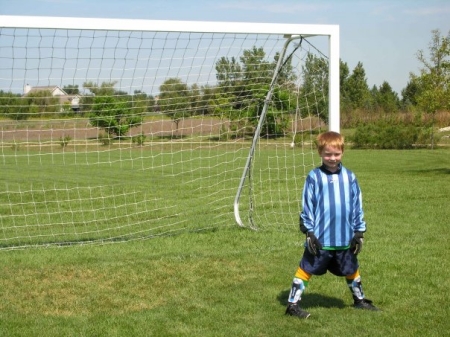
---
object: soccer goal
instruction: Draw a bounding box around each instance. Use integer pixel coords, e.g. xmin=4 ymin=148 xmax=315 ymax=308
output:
xmin=0 ymin=15 xmax=339 ymax=249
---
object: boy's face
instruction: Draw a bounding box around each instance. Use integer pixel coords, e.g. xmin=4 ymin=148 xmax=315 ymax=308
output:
xmin=319 ymin=145 xmax=343 ymax=172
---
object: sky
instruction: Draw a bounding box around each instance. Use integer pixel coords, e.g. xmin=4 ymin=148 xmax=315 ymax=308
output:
xmin=0 ymin=0 xmax=449 ymax=95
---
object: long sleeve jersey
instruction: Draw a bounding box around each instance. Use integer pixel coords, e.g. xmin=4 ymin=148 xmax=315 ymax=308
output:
xmin=300 ymin=163 xmax=366 ymax=248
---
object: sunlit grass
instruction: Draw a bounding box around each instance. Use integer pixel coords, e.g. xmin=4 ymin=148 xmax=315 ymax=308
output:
xmin=0 ymin=148 xmax=449 ymax=336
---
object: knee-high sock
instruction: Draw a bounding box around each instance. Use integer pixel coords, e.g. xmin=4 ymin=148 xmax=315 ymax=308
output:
xmin=346 ymin=269 xmax=365 ymax=300
xmin=288 ymin=267 xmax=311 ymax=304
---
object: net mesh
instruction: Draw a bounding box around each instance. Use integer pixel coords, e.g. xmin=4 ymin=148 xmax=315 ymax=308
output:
xmin=0 ymin=21 xmax=330 ymax=249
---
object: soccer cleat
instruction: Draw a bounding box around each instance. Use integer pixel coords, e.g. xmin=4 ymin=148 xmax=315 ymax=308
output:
xmin=353 ymin=298 xmax=380 ymax=311
xmin=285 ymin=303 xmax=311 ymax=319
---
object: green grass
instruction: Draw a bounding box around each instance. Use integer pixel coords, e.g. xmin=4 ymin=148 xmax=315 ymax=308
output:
xmin=1 ymin=148 xmax=449 ymax=336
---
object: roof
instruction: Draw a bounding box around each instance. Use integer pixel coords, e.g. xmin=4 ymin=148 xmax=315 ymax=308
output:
xmin=23 ymin=85 xmax=79 ymax=105
xmin=25 ymin=86 xmax=68 ymax=96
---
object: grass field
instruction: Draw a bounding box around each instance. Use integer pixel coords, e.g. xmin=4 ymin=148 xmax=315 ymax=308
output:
xmin=1 ymin=148 xmax=449 ymax=336
xmin=0 ymin=139 xmax=318 ymax=248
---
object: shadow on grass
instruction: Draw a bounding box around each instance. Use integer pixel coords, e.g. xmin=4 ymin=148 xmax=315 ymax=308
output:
xmin=410 ymin=168 xmax=450 ymax=175
xmin=154 ymin=134 xmax=187 ymax=140
xmin=277 ymin=289 xmax=346 ymax=309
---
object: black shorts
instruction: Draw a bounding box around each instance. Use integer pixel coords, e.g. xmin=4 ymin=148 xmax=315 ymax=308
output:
xmin=300 ymin=248 xmax=359 ymax=277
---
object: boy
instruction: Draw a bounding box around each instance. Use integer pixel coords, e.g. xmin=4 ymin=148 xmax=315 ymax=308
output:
xmin=285 ymin=131 xmax=379 ymax=319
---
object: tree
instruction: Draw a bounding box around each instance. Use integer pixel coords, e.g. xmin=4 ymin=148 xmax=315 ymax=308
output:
xmin=189 ymin=83 xmax=204 ymax=116
xmin=299 ymin=52 xmax=329 ymax=123
xmin=213 ymin=47 xmax=297 ymax=138
xmin=19 ymin=90 xmax=60 ymax=118
xmin=215 ymin=56 xmax=242 ymax=91
xmin=239 ymin=46 xmax=273 ymax=112
xmin=273 ymin=51 xmax=297 ymax=86
xmin=83 ymin=81 xmax=142 ymax=138
xmin=214 ymin=56 xmax=245 ymax=133
xmin=240 ymin=46 xmax=273 ymax=85
xmin=63 ymin=84 xmax=79 ymax=95
xmin=340 ymin=59 xmax=352 ymax=113
xmin=411 ymin=29 xmax=450 ymax=147
xmin=374 ymin=81 xmax=400 ymax=113
xmin=0 ymin=91 xmax=26 ymax=120
xmin=401 ymin=79 xmax=420 ymax=110
xmin=239 ymin=46 xmax=294 ymax=137
xmin=346 ymin=62 xmax=371 ymax=110
xmin=158 ymin=78 xmax=191 ymax=135
xmin=132 ymin=90 xmax=150 ymax=115
xmin=413 ymin=29 xmax=450 ymax=114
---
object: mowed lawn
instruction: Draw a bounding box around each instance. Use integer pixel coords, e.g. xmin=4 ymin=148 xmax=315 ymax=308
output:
xmin=0 ymin=148 xmax=449 ymax=336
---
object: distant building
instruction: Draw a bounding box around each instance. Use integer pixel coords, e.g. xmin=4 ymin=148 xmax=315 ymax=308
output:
xmin=23 ymin=84 xmax=81 ymax=112
xmin=24 ymin=84 xmax=68 ymax=98
xmin=71 ymin=96 xmax=80 ymax=112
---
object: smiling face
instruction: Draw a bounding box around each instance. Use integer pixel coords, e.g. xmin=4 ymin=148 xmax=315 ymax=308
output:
xmin=319 ymin=145 xmax=343 ymax=172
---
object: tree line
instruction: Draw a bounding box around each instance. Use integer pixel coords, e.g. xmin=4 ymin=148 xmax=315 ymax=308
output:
xmin=0 ymin=29 xmax=448 ymax=140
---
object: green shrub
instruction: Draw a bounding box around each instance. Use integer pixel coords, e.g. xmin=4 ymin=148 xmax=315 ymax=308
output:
xmin=11 ymin=142 xmax=20 ymax=151
xmin=59 ymin=135 xmax=71 ymax=148
xmin=350 ymin=121 xmax=430 ymax=149
xmin=98 ymin=132 xmax=113 ymax=146
xmin=132 ymin=133 xmax=147 ymax=146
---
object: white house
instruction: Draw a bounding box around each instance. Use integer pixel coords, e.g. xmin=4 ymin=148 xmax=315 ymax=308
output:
xmin=24 ymin=84 xmax=67 ymax=97
xmin=23 ymin=84 xmax=81 ymax=112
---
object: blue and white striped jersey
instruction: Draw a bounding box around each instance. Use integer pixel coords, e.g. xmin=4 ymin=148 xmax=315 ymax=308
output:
xmin=300 ymin=163 xmax=366 ymax=248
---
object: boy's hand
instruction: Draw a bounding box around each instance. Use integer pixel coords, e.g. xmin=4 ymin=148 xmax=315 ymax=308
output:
xmin=306 ymin=232 xmax=322 ymax=255
xmin=350 ymin=232 xmax=364 ymax=254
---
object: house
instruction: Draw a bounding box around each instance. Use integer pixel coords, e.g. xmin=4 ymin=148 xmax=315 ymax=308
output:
xmin=23 ymin=84 xmax=81 ymax=112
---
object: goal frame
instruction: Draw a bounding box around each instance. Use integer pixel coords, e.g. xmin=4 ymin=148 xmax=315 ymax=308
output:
xmin=0 ymin=15 xmax=340 ymax=232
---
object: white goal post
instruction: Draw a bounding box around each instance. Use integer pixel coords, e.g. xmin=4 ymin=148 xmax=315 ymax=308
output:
xmin=0 ymin=15 xmax=339 ymax=249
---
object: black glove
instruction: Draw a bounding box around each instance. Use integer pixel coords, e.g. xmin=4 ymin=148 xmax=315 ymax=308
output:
xmin=306 ymin=232 xmax=322 ymax=256
xmin=350 ymin=232 xmax=364 ymax=255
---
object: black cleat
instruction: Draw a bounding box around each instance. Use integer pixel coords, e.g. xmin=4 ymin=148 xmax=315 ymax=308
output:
xmin=285 ymin=303 xmax=311 ymax=319
xmin=353 ymin=298 xmax=380 ymax=311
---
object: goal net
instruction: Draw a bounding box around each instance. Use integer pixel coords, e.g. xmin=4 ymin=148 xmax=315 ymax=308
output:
xmin=0 ymin=16 xmax=339 ymax=249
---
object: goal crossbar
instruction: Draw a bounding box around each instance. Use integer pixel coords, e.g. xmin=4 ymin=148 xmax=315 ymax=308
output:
xmin=0 ymin=15 xmax=338 ymax=36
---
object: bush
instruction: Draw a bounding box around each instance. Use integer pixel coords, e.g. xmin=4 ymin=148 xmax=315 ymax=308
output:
xmin=132 ymin=133 xmax=147 ymax=146
xmin=59 ymin=135 xmax=71 ymax=148
xmin=350 ymin=121 xmax=429 ymax=149
xmin=98 ymin=133 xmax=113 ymax=146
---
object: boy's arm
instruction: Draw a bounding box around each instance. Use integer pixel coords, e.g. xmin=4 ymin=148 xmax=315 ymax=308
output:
xmin=299 ymin=175 xmax=315 ymax=233
xmin=299 ymin=173 xmax=321 ymax=255
xmin=351 ymin=176 xmax=365 ymax=255
xmin=352 ymin=176 xmax=366 ymax=233
xmin=299 ymin=217 xmax=309 ymax=234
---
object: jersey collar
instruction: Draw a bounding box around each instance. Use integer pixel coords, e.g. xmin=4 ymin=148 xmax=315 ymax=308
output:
xmin=319 ymin=162 xmax=342 ymax=175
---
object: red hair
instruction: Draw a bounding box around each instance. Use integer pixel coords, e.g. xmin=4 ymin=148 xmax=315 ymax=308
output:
xmin=316 ymin=131 xmax=344 ymax=153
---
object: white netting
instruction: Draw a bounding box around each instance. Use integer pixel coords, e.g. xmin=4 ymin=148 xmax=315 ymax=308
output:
xmin=0 ymin=18 xmax=333 ymax=249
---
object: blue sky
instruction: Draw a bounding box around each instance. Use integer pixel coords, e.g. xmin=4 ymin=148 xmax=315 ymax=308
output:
xmin=1 ymin=0 xmax=449 ymax=94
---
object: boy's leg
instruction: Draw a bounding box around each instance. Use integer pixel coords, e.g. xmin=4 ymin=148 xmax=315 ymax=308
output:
xmin=345 ymin=269 xmax=365 ymax=300
xmin=345 ymin=269 xmax=379 ymax=311
xmin=288 ymin=267 xmax=310 ymax=303
xmin=285 ymin=267 xmax=311 ymax=318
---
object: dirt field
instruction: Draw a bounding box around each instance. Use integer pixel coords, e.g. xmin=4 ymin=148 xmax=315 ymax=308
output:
xmin=0 ymin=116 xmax=322 ymax=143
